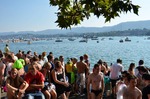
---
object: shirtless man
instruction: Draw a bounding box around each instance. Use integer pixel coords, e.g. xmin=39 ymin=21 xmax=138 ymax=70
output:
xmin=123 ymin=74 xmax=142 ymax=99
xmin=87 ymin=64 xmax=104 ymax=99
xmin=76 ymin=56 xmax=88 ymax=94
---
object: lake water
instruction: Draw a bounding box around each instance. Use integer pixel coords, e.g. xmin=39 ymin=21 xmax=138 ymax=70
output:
xmin=0 ymin=36 xmax=150 ymax=70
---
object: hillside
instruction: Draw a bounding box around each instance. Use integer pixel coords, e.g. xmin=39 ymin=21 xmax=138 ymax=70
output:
xmin=0 ymin=20 xmax=150 ymax=35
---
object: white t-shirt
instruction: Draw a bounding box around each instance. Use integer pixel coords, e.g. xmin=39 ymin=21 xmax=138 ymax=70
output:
xmin=117 ymin=83 xmax=127 ymax=99
xmin=109 ymin=63 xmax=123 ymax=79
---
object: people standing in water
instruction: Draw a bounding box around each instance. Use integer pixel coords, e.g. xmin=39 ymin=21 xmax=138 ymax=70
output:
xmin=87 ymin=64 xmax=104 ymax=99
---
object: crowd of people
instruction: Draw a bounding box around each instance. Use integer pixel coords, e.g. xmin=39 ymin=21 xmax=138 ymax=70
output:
xmin=0 ymin=44 xmax=150 ymax=99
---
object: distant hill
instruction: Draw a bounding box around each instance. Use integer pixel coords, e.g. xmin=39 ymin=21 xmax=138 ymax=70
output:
xmin=1 ymin=20 xmax=150 ymax=35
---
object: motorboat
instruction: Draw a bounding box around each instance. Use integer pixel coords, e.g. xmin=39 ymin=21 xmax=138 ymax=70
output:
xmin=55 ymin=39 xmax=63 ymax=42
xmin=79 ymin=39 xmax=88 ymax=43
xmin=109 ymin=38 xmax=113 ymax=40
xmin=119 ymin=39 xmax=123 ymax=43
xmin=125 ymin=37 xmax=131 ymax=42
xmin=91 ymin=36 xmax=98 ymax=40
xmin=68 ymin=38 xmax=76 ymax=41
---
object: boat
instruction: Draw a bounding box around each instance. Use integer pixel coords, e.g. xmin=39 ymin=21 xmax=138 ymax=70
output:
xmin=147 ymin=37 xmax=150 ymax=40
xmin=55 ymin=39 xmax=63 ymax=42
xmin=79 ymin=39 xmax=88 ymax=43
xmin=125 ymin=37 xmax=131 ymax=42
xmin=119 ymin=39 xmax=123 ymax=43
xmin=91 ymin=36 xmax=98 ymax=40
xmin=68 ymin=38 xmax=76 ymax=41
xmin=109 ymin=38 xmax=113 ymax=40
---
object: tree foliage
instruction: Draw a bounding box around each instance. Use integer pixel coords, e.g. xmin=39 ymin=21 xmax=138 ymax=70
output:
xmin=49 ymin=0 xmax=140 ymax=29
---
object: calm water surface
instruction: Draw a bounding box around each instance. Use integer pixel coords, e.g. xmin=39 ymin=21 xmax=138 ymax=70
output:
xmin=0 ymin=36 xmax=150 ymax=70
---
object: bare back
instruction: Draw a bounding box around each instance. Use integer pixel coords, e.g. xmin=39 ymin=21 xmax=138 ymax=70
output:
xmin=76 ymin=61 xmax=88 ymax=74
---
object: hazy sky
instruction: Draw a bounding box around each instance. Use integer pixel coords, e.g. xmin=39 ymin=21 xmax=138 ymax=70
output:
xmin=0 ymin=0 xmax=149 ymax=32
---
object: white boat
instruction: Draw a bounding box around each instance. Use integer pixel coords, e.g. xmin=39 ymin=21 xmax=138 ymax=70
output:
xmin=91 ymin=36 xmax=98 ymax=40
xmin=68 ymin=38 xmax=76 ymax=41
xmin=79 ymin=39 xmax=88 ymax=43
xmin=55 ymin=39 xmax=63 ymax=42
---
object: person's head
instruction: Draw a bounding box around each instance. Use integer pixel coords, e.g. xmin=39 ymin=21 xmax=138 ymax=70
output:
xmin=138 ymin=60 xmax=144 ymax=66
xmin=142 ymin=73 xmax=150 ymax=85
xmin=97 ymin=59 xmax=103 ymax=65
xmin=10 ymin=68 xmax=18 ymax=79
xmin=28 ymin=62 xmax=39 ymax=75
xmin=6 ymin=44 xmax=8 ymax=47
xmin=121 ymin=71 xmax=130 ymax=83
xmin=66 ymin=58 xmax=71 ymax=64
xmin=49 ymin=52 xmax=53 ymax=55
xmin=42 ymin=52 xmax=46 ymax=57
xmin=55 ymin=61 xmax=62 ymax=69
xmin=5 ymin=53 xmax=14 ymax=63
xmin=79 ymin=56 xmax=84 ymax=61
xmin=31 ymin=56 xmax=39 ymax=62
xmin=127 ymin=74 xmax=137 ymax=87
xmin=103 ymin=61 xmax=108 ymax=69
xmin=27 ymin=50 xmax=31 ymax=55
xmin=59 ymin=55 xmax=64 ymax=62
xmin=129 ymin=63 xmax=135 ymax=71
xmin=54 ymin=57 xmax=59 ymax=64
xmin=72 ymin=58 xmax=78 ymax=64
xmin=34 ymin=52 xmax=38 ymax=56
xmin=93 ymin=64 xmax=101 ymax=74
xmin=38 ymin=54 xmax=43 ymax=60
xmin=43 ymin=62 xmax=52 ymax=70
xmin=117 ymin=58 xmax=122 ymax=64
xmin=83 ymin=54 xmax=88 ymax=60
xmin=47 ymin=54 xmax=54 ymax=62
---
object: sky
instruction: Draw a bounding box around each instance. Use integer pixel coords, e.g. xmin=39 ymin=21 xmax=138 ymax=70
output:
xmin=0 ymin=0 xmax=150 ymax=32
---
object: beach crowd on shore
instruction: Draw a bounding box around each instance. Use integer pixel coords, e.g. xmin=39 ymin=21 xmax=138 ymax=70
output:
xmin=0 ymin=44 xmax=150 ymax=99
